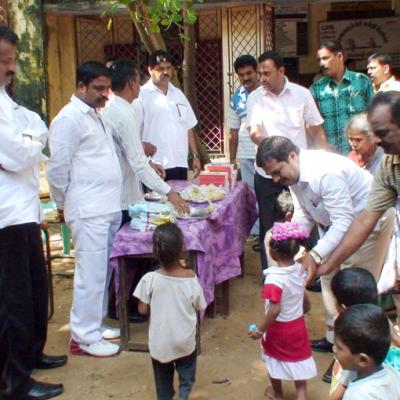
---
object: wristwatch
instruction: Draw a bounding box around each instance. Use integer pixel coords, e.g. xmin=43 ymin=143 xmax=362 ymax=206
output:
xmin=193 ymin=154 xmax=200 ymax=160
xmin=309 ymin=249 xmax=322 ymax=265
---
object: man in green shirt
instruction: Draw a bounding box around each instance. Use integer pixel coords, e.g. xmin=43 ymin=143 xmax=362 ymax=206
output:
xmin=310 ymin=40 xmax=374 ymax=153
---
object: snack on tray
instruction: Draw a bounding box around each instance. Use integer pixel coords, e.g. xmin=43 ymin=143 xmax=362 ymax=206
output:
xmin=180 ymin=184 xmax=225 ymax=203
xmin=175 ymin=204 xmax=215 ymax=219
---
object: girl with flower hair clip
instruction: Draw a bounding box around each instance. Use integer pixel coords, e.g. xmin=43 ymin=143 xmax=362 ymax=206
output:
xmin=249 ymin=221 xmax=317 ymax=400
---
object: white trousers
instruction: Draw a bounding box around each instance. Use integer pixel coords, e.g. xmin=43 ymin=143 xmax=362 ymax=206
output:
xmin=68 ymin=212 xmax=121 ymax=344
xmin=321 ymin=207 xmax=395 ymax=343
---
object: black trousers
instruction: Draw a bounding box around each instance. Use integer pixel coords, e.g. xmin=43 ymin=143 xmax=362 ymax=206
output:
xmin=0 ymin=223 xmax=48 ymax=399
xmin=254 ymin=173 xmax=287 ymax=270
xmin=165 ymin=167 xmax=188 ymax=181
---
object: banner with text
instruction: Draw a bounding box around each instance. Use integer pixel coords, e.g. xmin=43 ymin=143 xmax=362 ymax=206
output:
xmin=319 ymin=17 xmax=400 ymax=69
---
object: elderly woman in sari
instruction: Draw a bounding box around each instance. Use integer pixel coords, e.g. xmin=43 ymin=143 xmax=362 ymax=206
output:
xmin=346 ymin=113 xmax=384 ymax=174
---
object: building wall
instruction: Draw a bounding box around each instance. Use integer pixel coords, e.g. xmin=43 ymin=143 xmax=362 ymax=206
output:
xmin=46 ymin=14 xmax=77 ymax=121
xmin=299 ymin=0 xmax=400 ymax=76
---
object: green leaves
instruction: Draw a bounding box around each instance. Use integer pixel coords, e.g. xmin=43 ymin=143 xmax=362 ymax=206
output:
xmin=104 ymin=0 xmax=201 ymax=40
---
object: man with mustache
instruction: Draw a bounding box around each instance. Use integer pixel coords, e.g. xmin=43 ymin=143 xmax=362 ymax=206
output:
xmin=0 ymin=26 xmax=65 ymax=400
xmin=310 ymin=40 xmax=374 ymax=154
xmin=134 ymin=50 xmax=201 ymax=181
xmin=47 ymin=62 xmax=123 ymax=357
xmin=256 ymin=135 xmax=394 ymax=383
xmin=228 ymin=55 xmax=260 ymax=241
xmin=246 ymin=50 xmax=327 ymax=272
xmin=367 ymin=53 xmax=400 ymax=94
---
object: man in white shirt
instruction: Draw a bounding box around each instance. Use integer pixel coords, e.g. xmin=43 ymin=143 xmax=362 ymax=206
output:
xmin=0 ymin=26 xmax=65 ymax=400
xmin=47 ymin=62 xmax=122 ymax=357
xmin=367 ymin=53 xmax=400 ymax=93
xmin=246 ymin=50 xmax=327 ymax=271
xmin=102 ymin=59 xmax=189 ymax=225
xmin=256 ymin=135 xmax=393 ymax=359
xmin=135 ymin=50 xmax=201 ymax=181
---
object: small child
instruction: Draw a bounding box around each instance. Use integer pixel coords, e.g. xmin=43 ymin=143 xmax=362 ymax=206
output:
xmin=133 ymin=222 xmax=206 ymax=400
xmin=330 ymin=267 xmax=400 ymax=400
xmin=329 ymin=268 xmax=379 ymax=400
xmin=334 ymin=304 xmax=400 ymax=400
xmin=249 ymin=221 xmax=316 ymax=400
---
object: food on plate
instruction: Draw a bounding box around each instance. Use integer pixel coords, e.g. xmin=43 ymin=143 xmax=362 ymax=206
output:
xmin=180 ymin=184 xmax=225 ymax=203
xmin=175 ymin=205 xmax=215 ymax=219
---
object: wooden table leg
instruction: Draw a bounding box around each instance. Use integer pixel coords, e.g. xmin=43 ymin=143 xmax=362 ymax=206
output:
xmin=118 ymin=257 xmax=130 ymax=351
xmin=221 ymin=280 xmax=230 ymax=317
xmin=239 ymin=251 xmax=245 ymax=278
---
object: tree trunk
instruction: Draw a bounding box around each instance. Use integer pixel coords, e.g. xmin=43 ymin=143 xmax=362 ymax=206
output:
xmin=7 ymin=0 xmax=47 ymax=120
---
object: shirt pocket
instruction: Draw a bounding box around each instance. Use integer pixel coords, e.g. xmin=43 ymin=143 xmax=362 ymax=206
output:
xmin=285 ymin=106 xmax=303 ymax=129
xmin=170 ymin=101 xmax=188 ymax=125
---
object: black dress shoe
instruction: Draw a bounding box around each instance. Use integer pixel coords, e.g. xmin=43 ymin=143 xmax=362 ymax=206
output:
xmin=35 ymin=354 xmax=68 ymax=370
xmin=306 ymin=277 xmax=321 ymax=292
xmin=322 ymin=360 xmax=335 ymax=383
xmin=311 ymin=337 xmax=333 ymax=353
xmin=24 ymin=380 xmax=63 ymax=400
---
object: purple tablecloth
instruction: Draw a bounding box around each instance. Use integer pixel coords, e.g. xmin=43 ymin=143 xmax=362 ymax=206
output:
xmin=109 ymin=180 xmax=257 ymax=306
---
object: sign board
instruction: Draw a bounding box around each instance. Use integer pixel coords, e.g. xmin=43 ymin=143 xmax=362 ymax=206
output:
xmin=275 ymin=20 xmax=298 ymax=57
xmin=319 ymin=17 xmax=400 ymax=69
xmin=275 ymin=2 xmax=308 ymax=57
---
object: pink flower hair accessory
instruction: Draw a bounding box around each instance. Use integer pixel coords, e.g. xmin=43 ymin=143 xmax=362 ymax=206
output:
xmin=271 ymin=221 xmax=310 ymax=242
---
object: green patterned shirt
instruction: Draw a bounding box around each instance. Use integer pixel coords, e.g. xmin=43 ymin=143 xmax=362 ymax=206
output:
xmin=310 ymin=70 xmax=374 ymax=153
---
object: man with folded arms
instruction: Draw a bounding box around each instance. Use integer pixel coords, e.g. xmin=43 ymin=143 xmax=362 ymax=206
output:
xmin=0 ymin=26 xmax=65 ymax=400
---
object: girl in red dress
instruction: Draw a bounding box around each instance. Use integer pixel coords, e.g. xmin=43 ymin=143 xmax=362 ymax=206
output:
xmin=249 ymin=221 xmax=316 ymax=400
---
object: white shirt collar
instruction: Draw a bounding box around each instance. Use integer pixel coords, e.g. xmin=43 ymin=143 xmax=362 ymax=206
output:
xmin=263 ymin=77 xmax=291 ymax=97
xmin=70 ymin=94 xmax=94 ymax=114
xmin=145 ymin=78 xmax=175 ymax=94
xmin=380 ymin=76 xmax=396 ymax=90
xmin=297 ymin=149 xmax=313 ymax=184
xmin=111 ymin=94 xmax=133 ymax=107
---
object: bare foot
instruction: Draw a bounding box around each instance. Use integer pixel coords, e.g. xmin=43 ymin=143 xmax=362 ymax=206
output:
xmin=264 ymin=385 xmax=284 ymax=400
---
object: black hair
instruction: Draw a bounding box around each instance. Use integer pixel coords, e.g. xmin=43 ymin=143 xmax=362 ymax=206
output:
xmin=334 ymin=304 xmax=391 ymax=365
xmin=269 ymin=238 xmax=301 ymax=260
xmin=258 ymin=51 xmax=284 ymax=69
xmin=319 ymin=40 xmax=343 ymax=54
xmin=148 ymin=50 xmax=173 ymax=68
xmin=331 ymin=268 xmax=378 ymax=308
xmin=233 ymin=54 xmax=257 ymax=73
xmin=76 ymin=61 xmax=111 ymax=86
xmin=0 ymin=26 xmax=18 ymax=45
xmin=152 ymin=222 xmax=184 ymax=267
xmin=256 ymin=136 xmax=299 ymax=168
xmin=368 ymin=52 xmax=392 ymax=67
xmin=110 ymin=59 xmax=138 ymax=92
xmin=368 ymin=90 xmax=400 ymax=127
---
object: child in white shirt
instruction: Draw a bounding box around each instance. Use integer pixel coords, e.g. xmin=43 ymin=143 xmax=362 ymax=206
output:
xmin=334 ymin=304 xmax=400 ymax=400
xmin=134 ymin=222 xmax=206 ymax=400
xmin=249 ymin=221 xmax=316 ymax=400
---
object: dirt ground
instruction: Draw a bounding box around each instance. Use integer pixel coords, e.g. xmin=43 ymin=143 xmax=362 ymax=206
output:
xmin=35 ymin=231 xmax=333 ymax=400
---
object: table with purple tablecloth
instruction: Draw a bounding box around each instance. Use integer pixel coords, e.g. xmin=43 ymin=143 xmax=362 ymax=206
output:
xmin=110 ymin=180 xmax=257 ymax=307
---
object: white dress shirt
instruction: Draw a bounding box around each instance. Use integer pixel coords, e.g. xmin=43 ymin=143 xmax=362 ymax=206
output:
xmin=0 ymin=86 xmax=47 ymax=228
xmin=378 ymin=76 xmax=400 ymax=93
xmin=102 ymin=95 xmax=170 ymax=209
xmin=246 ymin=78 xmax=324 ymax=178
xmin=291 ymin=149 xmax=372 ymax=259
xmin=134 ymin=80 xmax=197 ymax=169
xmin=47 ymin=95 xmax=122 ymax=222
